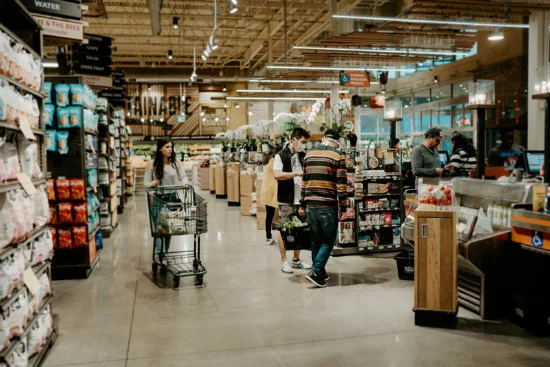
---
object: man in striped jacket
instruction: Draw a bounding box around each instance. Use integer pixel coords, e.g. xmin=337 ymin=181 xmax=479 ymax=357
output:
xmin=300 ymin=129 xmax=347 ymax=288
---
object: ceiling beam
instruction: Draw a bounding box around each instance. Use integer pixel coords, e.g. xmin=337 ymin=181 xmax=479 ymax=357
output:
xmin=241 ymin=8 xmax=287 ymax=67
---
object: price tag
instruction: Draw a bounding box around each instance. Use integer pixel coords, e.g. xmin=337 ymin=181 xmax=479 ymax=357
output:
xmin=18 ymin=116 xmax=36 ymax=141
xmin=17 ymin=173 xmax=37 ymax=196
xmin=23 ymin=268 xmax=41 ymax=296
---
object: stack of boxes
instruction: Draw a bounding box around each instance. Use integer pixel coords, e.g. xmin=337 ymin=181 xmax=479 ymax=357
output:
xmin=227 ymin=163 xmax=240 ymax=206
xmin=215 ymin=163 xmax=226 ymax=198
xmin=240 ymin=173 xmax=256 ymax=216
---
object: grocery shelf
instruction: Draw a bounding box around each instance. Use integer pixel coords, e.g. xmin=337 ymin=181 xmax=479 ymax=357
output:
xmin=0 ymin=177 xmax=47 ymax=194
xmin=0 ymin=73 xmax=45 ymax=99
xmin=0 ymin=121 xmax=45 ymax=136
xmin=332 ymin=244 xmax=401 ymax=256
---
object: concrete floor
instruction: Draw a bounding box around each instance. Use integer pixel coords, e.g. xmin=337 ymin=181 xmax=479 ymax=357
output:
xmin=44 ymin=191 xmax=550 ymax=367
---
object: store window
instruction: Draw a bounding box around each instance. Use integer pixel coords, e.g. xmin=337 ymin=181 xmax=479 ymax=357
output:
xmin=360 ymin=115 xmax=377 ymax=133
xmin=421 ymin=111 xmax=431 ymax=130
xmin=431 ymin=110 xmax=439 ymax=127
xmin=439 ymin=106 xmax=452 ymax=130
xmin=434 ymin=85 xmax=451 ymax=101
xmin=399 ymin=114 xmax=412 ymax=133
xmin=452 ymin=83 xmax=469 ymax=97
xmin=413 ymin=113 xmax=421 ymax=131
xmin=414 ymin=89 xmax=430 ymax=105
xmin=400 ymin=96 xmax=412 ymax=108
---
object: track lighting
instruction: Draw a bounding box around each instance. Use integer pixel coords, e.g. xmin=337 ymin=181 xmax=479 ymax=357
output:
xmin=167 ymin=50 xmax=173 ymax=60
xmin=228 ymin=0 xmax=238 ymax=14
xmin=172 ymin=17 xmax=179 ymax=29
xmin=210 ymin=35 xmax=219 ymax=51
xmin=202 ymin=54 xmax=207 ymax=61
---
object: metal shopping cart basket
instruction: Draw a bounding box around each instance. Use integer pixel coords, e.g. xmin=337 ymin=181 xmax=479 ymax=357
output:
xmin=147 ymin=185 xmax=208 ymax=287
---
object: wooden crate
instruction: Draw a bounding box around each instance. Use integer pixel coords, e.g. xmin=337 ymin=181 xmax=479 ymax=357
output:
xmin=414 ymin=210 xmax=458 ymax=327
xmin=200 ymin=167 xmax=209 ymax=190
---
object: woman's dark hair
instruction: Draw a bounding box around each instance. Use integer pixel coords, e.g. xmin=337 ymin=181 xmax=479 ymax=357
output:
xmin=153 ymin=139 xmax=178 ymax=182
xmin=451 ymin=134 xmax=476 ymax=156
xmin=347 ymin=133 xmax=358 ymax=147
xmin=263 ymin=144 xmax=283 ymax=165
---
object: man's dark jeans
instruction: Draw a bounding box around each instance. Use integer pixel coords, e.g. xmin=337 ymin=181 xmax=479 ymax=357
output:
xmin=306 ymin=206 xmax=338 ymax=275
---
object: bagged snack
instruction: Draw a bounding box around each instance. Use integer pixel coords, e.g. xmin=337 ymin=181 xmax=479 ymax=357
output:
xmin=68 ymin=105 xmax=81 ymax=127
xmin=9 ymin=191 xmax=25 ymax=243
xmin=23 ymin=241 xmax=32 ymax=268
xmin=5 ymin=339 xmax=27 ymax=367
xmin=33 ymin=230 xmax=53 ymax=265
xmin=0 ymin=306 xmax=9 ymax=352
xmin=97 ymin=97 xmax=107 ymax=113
xmin=57 ymin=228 xmax=72 ymax=249
xmin=73 ymin=203 xmax=87 ymax=224
xmin=17 ymin=138 xmax=42 ymax=178
xmin=43 ymin=82 xmax=52 ymax=104
xmin=57 ymin=106 xmax=69 ymax=128
xmin=20 ymin=190 xmax=34 ymax=237
xmin=70 ymin=84 xmax=84 ymax=105
xmin=56 ymin=130 xmax=69 ymax=154
xmin=56 ymin=179 xmax=70 ymax=200
xmin=43 ymin=104 xmax=55 ymax=127
xmin=46 ymin=179 xmax=55 ymax=201
xmin=8 ymin=290 xmax=27 ymax=338
xmin=0 ymin=192 xmax=17 ymax=248
xmin=0 ymin=257 xmax=13 ymax=300
xmin=55 ymin=83 xmax=70 ymax=106
xmin=72 ymin=226 xmax=87 ymax=247
xmin=45 ymin=129 xmax=56 ymax=152
xmin=48 ymin=205 xmax=57 ymax=226
xmin=49 ymin=227 xmax=57 ymax=249
xmin=34 ymin=185 xmax=50 ymax=227
xmin=69 ymin=179 xmax=86 ymax=201
xmin=28 ymin=313 xmax=43 ymax=357
xmin=3 ymin=139 xmax=20 ymax=181
xmin=57 ymin=202 xmax=73 ymax=224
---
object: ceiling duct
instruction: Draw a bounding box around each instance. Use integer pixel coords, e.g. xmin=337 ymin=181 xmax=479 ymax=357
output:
xmin=146 ymin=0 xmax=164 ymax=36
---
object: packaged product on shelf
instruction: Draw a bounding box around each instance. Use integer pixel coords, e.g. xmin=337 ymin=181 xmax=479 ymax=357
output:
xmin=27 ymin=95 xmax=40 ymax=129
xmin=2 ymin=139 xmax=20 ymax=181
xmin=0 ymin=32 xmax=8 ymax=74
xmin=57 ymin=107 xmax=69 ymax=128
xmin=44 ymin=104 xmax=55 ymax=127
xmin=68 ymin=105 xmax=81 ymax=128
xmin=0 ymin=308 xmax=8 ymax=352
xmin=5 ymin=339 xmax=28 ymax=367
xmin=73 ymin=203 xmax=87 ymax=224
xmin=56 ymin=130 xmax=69 ymax=154
xmin=39 ymin=273 xmax=51 ymax=298
xmin=69 ymin=179 xmax=86 ymax=201
xmin=57 ymin=228 xmax=72 ymax=249
xmin=384 ymin=212 xmax=392 ymax=225
xmin=45 ymin=130 xmax=56 ymax=152
xmin=43 ymin=82 xmax=52 ymax=104
xmin=97 ymin=97 xmax=107 ymax=113
xmin=17 ymin=139 xmax=41 ymax=178
xmin=9 ymin=287 xmax=28 ymax=338
xmin=70 ymin=84 xmax=84 ymax=105
xmin=55 ymin=84 xmax=70 ymax=106
xmin=48 ymin=206 xmax=57 ymax=226
xmin=0 ymin=192 xmax=17 ymax=248
xmin=32 ymin=230 xmax=53 ymax=265
xmin=48 ymin=227 xmax=57 ymax=250
xmin=55 ymin=179 xmax=70 ymax=201
xmin=72 ymin=226 xmax=87 ymax=247
xmin=57 ymin=202 xmax=73 ymax=224
xmin=87 ymin=168 xmax=98 ymax=188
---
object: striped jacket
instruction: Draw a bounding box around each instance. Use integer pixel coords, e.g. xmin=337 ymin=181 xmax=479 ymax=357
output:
xmin=449 ymin=148 xmax=477 ymax=177
xmin=300 ymin=145 xmax=348 ymax=208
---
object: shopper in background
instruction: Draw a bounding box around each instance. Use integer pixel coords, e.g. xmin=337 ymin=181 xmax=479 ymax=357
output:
xmin=445 ymin=133 xmax=477 ymax=177
xmin=411 ymin=127 xmax=443 ymax=178
xmin=145 ymin=139 xmax=188 ymax=187
xmin=261 ymin=144 xmax=282 ymax=246
xmin=273 ymin=127 xmax=312 ymax=273
xmin=488 ymin=130 xmax=525 ymax=169
xmin=301 ymin=129 xmax=347 ymax=288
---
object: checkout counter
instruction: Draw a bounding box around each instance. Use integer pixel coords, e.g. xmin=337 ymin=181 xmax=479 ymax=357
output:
xmin=402 ymin=178 xmax=543 ymax=320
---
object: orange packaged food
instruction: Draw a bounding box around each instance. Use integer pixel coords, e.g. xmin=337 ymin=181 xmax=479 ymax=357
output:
xmin=49 ymin=205 xmax=57 ymax=225
xmin=73 ymin=203 xmax=87 ymax=224
xmin=57 ymin=228 xmax=72 ymax=249
xmin=70 ymin=179 xmax=86 ymax=201
xmin=58 ymin=202 xmax=73 ymax=224
xmin=56 ymin=179 xmax=71 ymax=201
xmin=47 ymin=179 xmax=56 ymax=201
xmin=49 ymin=227 xmax=57 ymax=249
xmin=72 ymin=226 xmax=87 ymax=247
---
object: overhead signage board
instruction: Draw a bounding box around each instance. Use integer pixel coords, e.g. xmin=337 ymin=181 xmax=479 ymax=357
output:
xmin=340 ymin=71 xmax=371 ymax=88
xmin=73 ymin=63 xmax=111 ymax=76
xmin=99 ymin=91 xmax=126 ymax=99
xmin=21 ymin=0 xmax=82 ymax=20
xmin=111 ymin=71 xmax=125 ymax=78
xmin=78 ymin=75 xmax=113 ymax=88
xmin=33 ymin=14 xmax=83 ymax=41
xmin=84 ymin=34 xmax=112 ymax=47
xmin=70 ymin=43 xmax=111 ymax=57
xmin=72 ymin=53 xmax=112 ymax=66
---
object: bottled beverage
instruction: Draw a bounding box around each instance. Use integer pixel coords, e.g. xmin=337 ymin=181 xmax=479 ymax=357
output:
xmin=507 ymin=207 xmax=512 ymax=227
xmin=487 ymin=204 xmax=494 ymax=224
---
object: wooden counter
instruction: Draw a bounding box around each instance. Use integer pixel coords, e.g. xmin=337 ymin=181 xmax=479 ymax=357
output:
xmin=512 ymin=209 xmax=550 ymax=253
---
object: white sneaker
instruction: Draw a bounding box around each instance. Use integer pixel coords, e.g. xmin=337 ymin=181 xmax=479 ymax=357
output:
xmin=265 ymin=239 xmax=276 ymax=246
xmin=281 ymin=261 xmax=294 ymax=273
xmin=292 ymin=259 xmax=312 ymax=270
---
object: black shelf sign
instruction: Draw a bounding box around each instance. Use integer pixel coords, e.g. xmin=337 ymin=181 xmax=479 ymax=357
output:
xmin=21 ymin=0 xmax=82 ymax=20
xmin=69 ymin=43 xmax=111 ymax=57
xmin=73 ymin=63 xmax=111 ymax=76
xmin=72 ymin=53 xmax=112 ymax=66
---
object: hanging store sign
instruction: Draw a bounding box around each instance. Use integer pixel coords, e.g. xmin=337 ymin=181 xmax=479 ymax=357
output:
xmin=99 ymin=90 xmax=126 ymax=99
xmin=111 ymin=71 xmax=125 ymax=78
xmin=71 ymin=53 xmax=112 ymax=66
xmin=70 ymin=43 xmax=111 ymax=57
xmin=78 ymin=75 xmax=113 ymax=88
xmin=340 ymin=71 xmax=371 ymax=88
xmin=84 ymin=34 xmax=112 ymax=47
xmin=33 ymin=14 xmax=83 ymax=40
xmin=112 ymin=78 xmax=125 ymax=86
xmin=21 ymin=0 xmax=82 ymax=20
xmin=73 ymin=63 xmax=111 ymax=76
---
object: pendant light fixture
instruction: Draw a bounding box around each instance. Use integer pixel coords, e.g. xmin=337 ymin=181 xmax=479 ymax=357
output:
xmin=167 ymin=50 xmax=173 ymax=60
xmin=172 ymin=17 xmax=179 ymax=29
xmin=488 ymin=29 xmax=504 ymax=41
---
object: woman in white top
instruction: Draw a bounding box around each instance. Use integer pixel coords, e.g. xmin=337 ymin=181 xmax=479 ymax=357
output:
xmin=145 ymin=139 xmax=188 ymax=187
xmin=145 ymin=139 xmax=188 ymax=260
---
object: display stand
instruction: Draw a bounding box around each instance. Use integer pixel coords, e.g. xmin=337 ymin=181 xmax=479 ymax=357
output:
xmin=531 ymin=94 xmax=550 ymax=183
xmin=46 ymin=76 xmax=100 ymax=280
xmin=468 ymin=105 xmax=495 ymax=178
xmin=112 ymin=109 xmax=127 ymax=214
xmin=333 ymin=148 xmax=404 ymax=256
xmin=0 ymin=4 xmax=58 ymax=365
xmin=98 ymin=104 xmax=118 ymax=238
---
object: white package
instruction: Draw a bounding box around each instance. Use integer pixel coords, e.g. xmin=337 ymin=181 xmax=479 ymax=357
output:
xmin=17 ymin=138 xmax=41 ymax=178
xmin=0 ymin=191 xmax=21 ymax=247
xmin=33 ymin=185 xmax=49 ymax=228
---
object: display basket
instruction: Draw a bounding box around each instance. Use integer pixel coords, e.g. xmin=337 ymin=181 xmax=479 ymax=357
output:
xmin=394 ymin=250 xmax=414 ymax=280
xmin=281 ymin=225 xmax=312 ymax=251
xmin=146 ymin=185 xmax=208 ymax=287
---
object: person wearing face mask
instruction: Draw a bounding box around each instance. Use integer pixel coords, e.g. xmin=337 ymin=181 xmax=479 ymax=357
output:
xmin=273 ymin=127 xmax=312 ymax=274
xmin=300 ymin=129 xmax=347 ymax=288
xmin=411 ymin=127 xmax=443 ymax=178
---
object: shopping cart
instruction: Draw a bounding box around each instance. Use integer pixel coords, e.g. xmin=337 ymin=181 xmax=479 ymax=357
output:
xmin=147 ymin=185 xmax=208 ymax=287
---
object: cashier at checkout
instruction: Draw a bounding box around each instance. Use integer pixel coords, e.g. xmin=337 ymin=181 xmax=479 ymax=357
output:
xmin=411 ymin=127 xmax=443 ymax=178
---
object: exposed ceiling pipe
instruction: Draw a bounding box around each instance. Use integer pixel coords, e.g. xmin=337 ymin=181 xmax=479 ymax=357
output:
xmin=146 ymin=0 xmax=163 ymax=36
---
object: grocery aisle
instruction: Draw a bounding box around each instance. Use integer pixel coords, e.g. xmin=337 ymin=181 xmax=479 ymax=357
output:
xmin=44 ymin=191 xmax=550 ymax=367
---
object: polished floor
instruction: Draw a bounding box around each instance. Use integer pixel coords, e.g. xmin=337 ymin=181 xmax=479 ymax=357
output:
xmin=44 ymin=191 xmax=550 ymax=367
